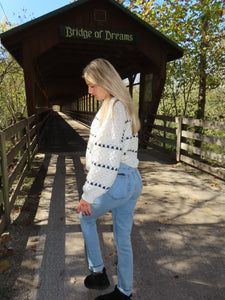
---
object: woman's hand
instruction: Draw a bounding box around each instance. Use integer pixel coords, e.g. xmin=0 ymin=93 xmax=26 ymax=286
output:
xmin=76 ymin=199 xmax=92 ymax=216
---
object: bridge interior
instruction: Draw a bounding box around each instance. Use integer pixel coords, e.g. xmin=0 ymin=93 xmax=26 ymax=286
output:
xmin=38 ymin=111 xmax=87 ymax=153
xmin=1 ymin=111 xmax=224 ymax=300
xmin=0 ymin=0 xmax=183 ymax=143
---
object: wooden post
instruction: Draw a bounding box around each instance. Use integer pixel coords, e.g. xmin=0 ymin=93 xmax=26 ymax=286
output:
xmin=18 ymin=120 xmax=26 ymax=159
xmin=86 ymin=95 xmax=88 ymax=112
xmin=25 ymin=118 xmax=31 ymax=169
xmin=176 ymin=117 xmax=182 ymax=162
xmin=0 ymin=131 xmax=10 ymax=224
xmin=83 ymin=95 xmax=87 ymax=111
xmin=97 ymin=100 xmax=100 ymax=110
xmin=92 ymin=96 xmax=95 ymax=112
xmin=86 ymin=95 xmax=89 ymax=112
xmin=163 ymin=119 xmax=166 ymax=149
xmin=88 ymin=95 xmax=90 ymax=112
xmin=128 ymin=74 xmax=136 ymax=97
xmin=139 ymin=72 xmax=153 ymax=147
xmin=23 ymin=44 xmax=36 ymax=116
xmin=35 ymin=113 xmax=40 ymax=147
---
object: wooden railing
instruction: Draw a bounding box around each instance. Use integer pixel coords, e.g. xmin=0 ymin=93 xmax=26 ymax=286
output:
xmin=1 ymin=110 xmax=224 ymax=233
xmin=0 ymin=110 xmax=50 ymax=231
xmin=147 ymin=115 xmax=225 ymax=180
xmin=62 ymin=110 xmax=96 ymax=126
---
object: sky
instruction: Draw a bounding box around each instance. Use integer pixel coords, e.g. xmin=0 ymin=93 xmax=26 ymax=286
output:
xmin=0 ymin=0 xmax=71 ymax=24
xmin=0 ymin=0 xmax=164 ymax=27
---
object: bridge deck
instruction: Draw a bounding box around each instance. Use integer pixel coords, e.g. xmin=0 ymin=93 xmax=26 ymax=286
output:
xmin=3 ymin=112 xmax=225 ymax=300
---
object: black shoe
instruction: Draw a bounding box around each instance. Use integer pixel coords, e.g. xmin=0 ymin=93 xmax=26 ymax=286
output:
xmin=84 ymin=267 xmax=110 ymax=290
xmin=95 ymin=286 xmax=132 ymax=299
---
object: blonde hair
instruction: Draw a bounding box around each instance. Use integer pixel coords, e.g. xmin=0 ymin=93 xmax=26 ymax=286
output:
xmin=83 ymin=58 xmax=140 ymax=134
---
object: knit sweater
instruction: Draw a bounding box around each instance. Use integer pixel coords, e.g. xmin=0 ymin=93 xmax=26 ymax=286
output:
xmin=82 ymin=97 xmax=139 ymax=204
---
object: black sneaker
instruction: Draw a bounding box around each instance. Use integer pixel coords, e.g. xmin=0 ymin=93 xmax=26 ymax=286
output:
xmin=95 ymin=286 xmax=132 ymax=299
xmin=84 ymin=267 xmax=110 ymax=290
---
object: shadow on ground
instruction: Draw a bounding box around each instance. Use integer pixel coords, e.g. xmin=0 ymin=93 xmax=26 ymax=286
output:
xmin=38 ymin=111 xmax=87 ymax=153
xmin=1 ymin=113 xmax=225 ymax=300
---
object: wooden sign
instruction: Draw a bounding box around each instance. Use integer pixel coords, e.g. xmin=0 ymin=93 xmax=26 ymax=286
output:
xmin=60 ymin=26 xmax=135 ymax=42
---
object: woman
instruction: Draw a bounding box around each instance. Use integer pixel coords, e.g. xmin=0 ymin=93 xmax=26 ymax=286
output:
xmin=76 ymin=58 xmax=142 ymax=300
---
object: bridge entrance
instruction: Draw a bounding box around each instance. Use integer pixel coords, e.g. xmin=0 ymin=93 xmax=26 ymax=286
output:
xmin=0 ymin=0 xmax=183 ymax=144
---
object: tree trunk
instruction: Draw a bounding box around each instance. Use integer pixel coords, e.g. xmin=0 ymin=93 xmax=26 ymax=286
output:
xmin=195 ymin=1 xmax=208 ymax=148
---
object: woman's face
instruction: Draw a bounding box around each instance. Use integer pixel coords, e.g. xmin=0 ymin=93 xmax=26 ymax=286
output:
xmin=86 ymin=82 xmax=111 ymax=101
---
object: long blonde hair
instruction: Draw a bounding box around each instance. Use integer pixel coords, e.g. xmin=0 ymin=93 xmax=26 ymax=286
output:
xmin=82 ymin=58 xmax=140 ymax=134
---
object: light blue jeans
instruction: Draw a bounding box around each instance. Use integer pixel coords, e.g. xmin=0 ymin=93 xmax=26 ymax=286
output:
xmin=80 ymin=163 xmax=142 ymax=296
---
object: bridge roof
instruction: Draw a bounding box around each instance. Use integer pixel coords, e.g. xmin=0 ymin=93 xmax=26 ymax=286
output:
xmin=0 ymin=0 xmax=183 ymax=107
xmin=0 ymin=0 xmax=183 ymax=59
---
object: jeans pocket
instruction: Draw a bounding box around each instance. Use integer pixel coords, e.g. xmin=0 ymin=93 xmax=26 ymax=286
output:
xmin=134 ymin=170 xmax=142 ymax=198
xmin=108 ymin=173 xmax=130 ymax=200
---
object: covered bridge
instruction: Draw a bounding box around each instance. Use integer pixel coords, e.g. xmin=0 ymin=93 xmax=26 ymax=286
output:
xmin=0 ymin=0 xmax=183 ymax=143
xmin=1 ymin=4 xmax=225 ymax=299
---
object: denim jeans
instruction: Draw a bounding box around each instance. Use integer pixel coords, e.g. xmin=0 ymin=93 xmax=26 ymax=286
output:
xmin=80 ymin=163 xmax=142 ymax=296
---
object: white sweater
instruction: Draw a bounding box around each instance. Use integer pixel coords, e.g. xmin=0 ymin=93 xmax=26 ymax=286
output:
xmin=82 ymin=98 xmax=139 ymax=204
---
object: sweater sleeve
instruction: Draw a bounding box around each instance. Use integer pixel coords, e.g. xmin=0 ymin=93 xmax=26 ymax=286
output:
xmin=81 ymin=100 xmax=127 ymax=203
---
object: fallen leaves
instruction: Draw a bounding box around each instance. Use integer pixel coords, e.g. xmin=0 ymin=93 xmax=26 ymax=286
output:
xmin=29 ymin=244 xmax=38 ymax=252
xmin=0 ymin=232 xmax=11 ymax=245
xmin=0 ymin=232 xmax=15 ymax=260
xmin=0 ymin=247 xmax=15 ymax=259
xmin=0 ymin=259 xmax=11 ymax=273
xmin=158 ymin=217 xmax=173 ymax=224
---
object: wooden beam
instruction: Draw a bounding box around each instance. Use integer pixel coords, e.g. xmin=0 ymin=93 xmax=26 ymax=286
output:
xmin=23 ymin=42 xmax=36 ymax=116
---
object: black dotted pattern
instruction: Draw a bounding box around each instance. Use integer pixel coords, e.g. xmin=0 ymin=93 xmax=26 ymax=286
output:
xmin=123 ymin=149 xmax=137 ymax=155
xmin=121 ymin=129 xmax=126 ymax=143
xmin=125 ymin=136 xmax=134 ymax=140
xmin=86 ymin=179 xmax=110 ymax=190
xmin=90 ymin=133 xmax=97 ymax=138
xmin=94 ymin=142 xmax=122 ymax=151
xmin=127 ymin=149 xmax=137 ymax=153
xmin=83 ymin=105 xmax=138 ymax=196
xmin=91 ymin=161 xmax=119 ymax=171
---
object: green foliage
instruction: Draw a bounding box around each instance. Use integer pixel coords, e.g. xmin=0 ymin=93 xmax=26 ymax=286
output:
xmin=124 ymin=0 xmax=225 ymax=120
xmin=0 ymin=20 xmax=26 ymax=130
xmin=205 ymin=85 xmax=225 ymax=121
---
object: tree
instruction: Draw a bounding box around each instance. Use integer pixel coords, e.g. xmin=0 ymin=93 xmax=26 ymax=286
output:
xmin=125 ymin=0 xmax=225 ymax=119
xmin=194 ymin=0 xmax=224 ymax=119
xmin=0 ymin=20 xmax=26 ymax=129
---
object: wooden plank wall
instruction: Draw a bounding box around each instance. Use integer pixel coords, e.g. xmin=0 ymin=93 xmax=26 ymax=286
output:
xmin=147 ymin=115 xmax=225 ymax=180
